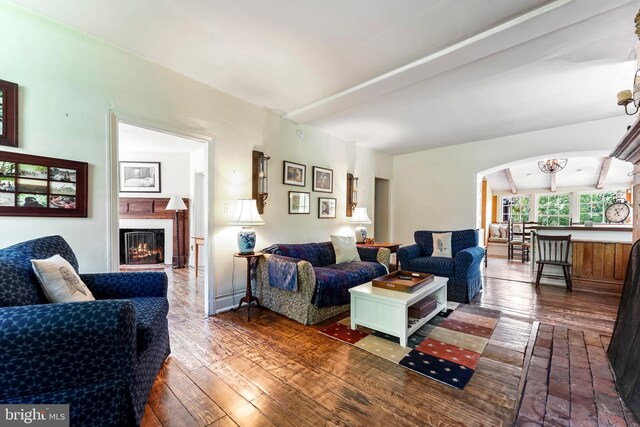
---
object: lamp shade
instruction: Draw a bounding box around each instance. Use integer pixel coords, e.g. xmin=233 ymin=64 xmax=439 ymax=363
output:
xmin=229 ymin=199 xmax=265 ymax=226
xmin=166 ymin=196 xmax=187 ymax=211
xmin=350 ymin=207 xmax=372 ymax=224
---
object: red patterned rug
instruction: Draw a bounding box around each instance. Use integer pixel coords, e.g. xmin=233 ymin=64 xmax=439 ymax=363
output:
xmin=319 ymin=304 xmax=501 ymax=389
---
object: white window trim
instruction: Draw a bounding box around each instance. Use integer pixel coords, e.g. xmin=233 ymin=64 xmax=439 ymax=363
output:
xmin=576 ymin=190 xmax=619 ymax=224
xmin=536 ymin=192 xmax=572 ymax=226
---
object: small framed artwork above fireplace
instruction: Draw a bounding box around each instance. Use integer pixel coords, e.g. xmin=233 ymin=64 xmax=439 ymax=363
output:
xmin=119 ymin=161 xmax=161 ymax=193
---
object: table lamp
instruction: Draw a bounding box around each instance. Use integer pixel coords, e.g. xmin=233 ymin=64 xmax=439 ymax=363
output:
xmin=166 ymin=196 xmax=188 ymax=268
xmin=350 ymin=207 xmax=372 ymax=243
xmin=229 ymin=199 xmax=265 ymax=254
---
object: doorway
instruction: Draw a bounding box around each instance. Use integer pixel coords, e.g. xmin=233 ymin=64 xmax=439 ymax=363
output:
xmin=375 ymin=178 xmax=390 ymax=242
xmin=108 ymin=112 xmax=216 ymax=315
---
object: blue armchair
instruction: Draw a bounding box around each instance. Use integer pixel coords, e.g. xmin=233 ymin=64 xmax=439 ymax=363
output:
xmin=0 ymin=236 xmax=170 ymax=426
xmin=397 ymin=230 xmax=484 ymax=303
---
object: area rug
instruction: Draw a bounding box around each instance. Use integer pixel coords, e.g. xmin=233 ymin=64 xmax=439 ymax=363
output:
xmin=319 ymin=303 xmax=501 ymax=390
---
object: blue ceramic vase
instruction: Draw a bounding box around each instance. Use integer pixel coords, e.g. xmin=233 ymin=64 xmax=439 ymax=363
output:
xmin=355 ymin=226 xmax=367 ymax=243
xmin=238 ymin=227 xmax=256 ymax=254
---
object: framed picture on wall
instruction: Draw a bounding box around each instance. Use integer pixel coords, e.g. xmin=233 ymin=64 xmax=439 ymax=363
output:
xmin=312 ymin=166 xmax=333 ymax=193
xmin=119 ymin=161 xmax=161 ymax=193
xmin=289 ymin=191 xmax=310 ymax=214
xmin=0 ymin=79 xmax=18 ymax=148
xmin=283 ymin=161 xmax=306 ymax=187
xmin=318 ymin=197 xmax=336 ymax=218
xmin=0 ymin=151 xmax=88 ymax=217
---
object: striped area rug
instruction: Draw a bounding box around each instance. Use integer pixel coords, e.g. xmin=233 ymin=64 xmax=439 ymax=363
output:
xmin=319 ymin=303 xmax=501 ymax=390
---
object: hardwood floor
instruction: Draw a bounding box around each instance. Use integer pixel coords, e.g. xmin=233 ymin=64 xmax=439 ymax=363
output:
xmin=142 ymin=259 xmax=621 ymax=427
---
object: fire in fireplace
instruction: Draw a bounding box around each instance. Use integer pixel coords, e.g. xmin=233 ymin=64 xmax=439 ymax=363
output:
xmin=119 ymin=228 xmax=165 ymax=265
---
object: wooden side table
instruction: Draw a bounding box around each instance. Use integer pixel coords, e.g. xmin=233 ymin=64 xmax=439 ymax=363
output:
xmin=233 ymin=252 xmax=263 ymax=320
xmin=192 ymin=236 xmax=205 ymax=277
xmin=356 ymin=242 xmax=401 ymax=271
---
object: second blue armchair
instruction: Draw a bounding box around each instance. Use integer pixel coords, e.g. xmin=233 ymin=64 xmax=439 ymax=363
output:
xmin=397 ymin=229 xmax=484 ymax=303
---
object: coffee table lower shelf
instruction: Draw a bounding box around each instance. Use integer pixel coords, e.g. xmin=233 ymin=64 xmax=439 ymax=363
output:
xmin=349 ymin=276 xmax=448 ymax=347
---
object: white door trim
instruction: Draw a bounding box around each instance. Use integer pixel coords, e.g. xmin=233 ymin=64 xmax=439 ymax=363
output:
xmin=107 ymin=110 xmax=217 ymax=315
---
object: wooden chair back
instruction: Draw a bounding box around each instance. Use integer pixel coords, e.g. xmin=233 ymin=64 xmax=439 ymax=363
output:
xmin=522 ymin=222 xmax=537 ymax=243
xmin=509 ymin=221 xmax=536 ymax=242
xmin=537 ymin=234 xmax=571 ymax=263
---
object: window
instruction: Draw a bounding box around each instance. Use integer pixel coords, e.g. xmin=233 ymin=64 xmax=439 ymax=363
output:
xmin=537 ymin=194 xmax=571 ymax=226
xmin=501 ymin=195 xmax=530 ymax=222
xmin=579 ymin=192 xmax=617 ymax=223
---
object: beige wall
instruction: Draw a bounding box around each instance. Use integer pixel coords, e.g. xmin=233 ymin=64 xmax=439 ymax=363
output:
xmin=0 ymin=2 xmax=393 ymax=311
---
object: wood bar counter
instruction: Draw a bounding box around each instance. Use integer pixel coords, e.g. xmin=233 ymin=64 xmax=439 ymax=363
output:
xmin=530 ymin=225 xmax=632 ymax=296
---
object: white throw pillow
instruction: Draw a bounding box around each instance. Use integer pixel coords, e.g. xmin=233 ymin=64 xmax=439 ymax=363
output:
xmin=489 ymin=224 xmax=500 ymax=237
xmin=499 ymin=225 xmax=508 ymax=238
xmin=432 ymin=232 xmax=452 ymax=258
xmin=513 ymin=224 xmax=522 ymax=234
xmin=331 ymin=235 xmax=361 ymax=264
xmin=31 ymin=254 xmax=95 ymax=303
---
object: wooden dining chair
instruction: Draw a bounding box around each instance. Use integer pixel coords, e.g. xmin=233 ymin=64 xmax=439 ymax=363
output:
xmin=509 ymin=221 xmax=536 ymax=262
xmin=535 ymin=234 xmax=572 ymax=291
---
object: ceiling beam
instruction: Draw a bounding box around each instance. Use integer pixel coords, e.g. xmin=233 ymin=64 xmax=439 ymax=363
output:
xmin=284 ymin=0 xmax=632 ymax=123
xmin=551 ymin=173 xmax=557 ymax=192
xmin=505 ymin=168 xmax=518 ymax=194
xmin=596 ymin=157 xmax=612 ymax=189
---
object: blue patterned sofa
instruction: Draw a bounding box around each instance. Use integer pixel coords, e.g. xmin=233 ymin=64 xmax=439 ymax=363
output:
xmin=0 ymin=235 xmax=170 ymax=427
xmin=397 ymin=230 xmax=484 ymax=303
xmin=257 ymin=242 xmax=390 ymax=325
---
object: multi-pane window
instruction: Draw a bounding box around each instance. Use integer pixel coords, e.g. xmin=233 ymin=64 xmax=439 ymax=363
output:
xmin=579 ymin=192 xmax=617 ymax=223
xmin=501 ymin=196 xmax=530 ymax=222
xmin=537 ymin=194 xmax=571 ymax=226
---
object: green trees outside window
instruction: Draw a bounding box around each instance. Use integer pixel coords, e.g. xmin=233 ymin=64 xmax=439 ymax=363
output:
xmin=502 ymin=196 xmax=530 ymax=222
xmin=537 ymin=194 xmax=571 ymax=226
xmin=579 ymin=192 xmax=617 ymax=223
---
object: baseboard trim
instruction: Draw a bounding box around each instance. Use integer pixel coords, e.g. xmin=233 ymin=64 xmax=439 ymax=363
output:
xmin=214 ymin=288 xmax=254 ymax=314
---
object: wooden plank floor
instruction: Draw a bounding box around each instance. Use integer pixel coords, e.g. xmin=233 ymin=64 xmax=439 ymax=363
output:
xmin=142 ymin=259 xmax=620 ymax=427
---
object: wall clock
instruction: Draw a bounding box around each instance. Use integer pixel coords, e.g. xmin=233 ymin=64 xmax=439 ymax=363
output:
xmin=605 ymin=198 xmax=631 ymax=224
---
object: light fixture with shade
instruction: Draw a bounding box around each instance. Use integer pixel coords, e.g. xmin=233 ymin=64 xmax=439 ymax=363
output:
xmin=252 ymin=150 xmax=270 ymax=214
xmin=346 ymin=173 xmax=358 ymax=217
xmin=350 ymin=207 xmax=372 ymax=243
xmin=228 ymin=199 xmax=265 ymax=254
xmin=538 ymin=159 xmax=567 ymax=174
xmin=166 ymin=196 xmax=188 ymax=268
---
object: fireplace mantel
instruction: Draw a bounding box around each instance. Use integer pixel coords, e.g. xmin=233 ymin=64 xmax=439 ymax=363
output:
xmin=119 ymin=197 xmax=189 ymax=266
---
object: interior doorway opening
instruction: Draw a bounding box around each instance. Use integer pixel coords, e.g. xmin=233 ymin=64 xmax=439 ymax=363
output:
xmin=374 ymin=178 xmax=390 ymax=242
xmin=108 ymin=113 xmax=215 ymax=314
xmin=475 ymin=150 xmax=632 ymax=286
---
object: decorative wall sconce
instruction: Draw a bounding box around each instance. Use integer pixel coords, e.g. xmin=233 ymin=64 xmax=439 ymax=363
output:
xmin=538 ymin=158 xmax=567 ymax=174
xmin=616 ymin=69 xmax=640 ymax=115
xmin=252 ymin=150 xmax=270 ymax=214
xmin=346 ymin=173 xmax=358 ymax=217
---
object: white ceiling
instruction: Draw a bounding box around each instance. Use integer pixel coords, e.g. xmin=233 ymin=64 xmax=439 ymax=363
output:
xmin=11 ymin=0 xmax=639 ymax=154
xmin=485 ymin=156 xmax=633 ymax=192
xmin=119 ymin=123 xmax=205 ymax=153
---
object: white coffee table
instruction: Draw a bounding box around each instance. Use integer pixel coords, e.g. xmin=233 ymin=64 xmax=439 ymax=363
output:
xmin=349 ymin=276 xmax=448 ymax=347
